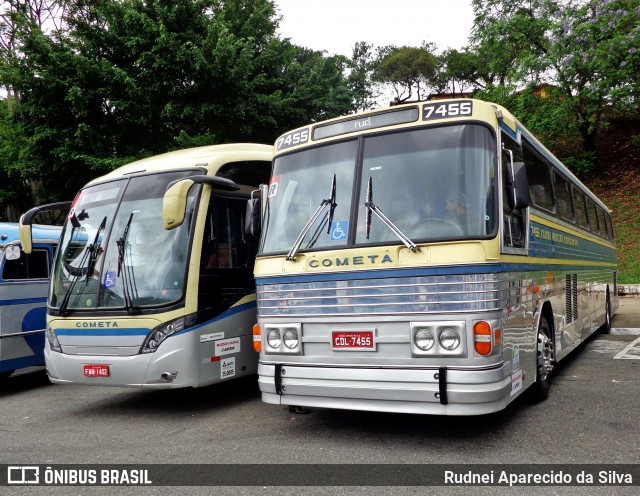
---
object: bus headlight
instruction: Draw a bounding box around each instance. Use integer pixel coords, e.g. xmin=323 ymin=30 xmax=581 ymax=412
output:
xmin=140 ymin=313 xmax=196 ymax=354
xmin=410 ymin=321 xmax=466 ymax=356
xmin=264 ymin=324 xmax=301 ymax=354
xmin=267 ymin=330 xmax=282 ymax=349
xmin=414 ymin=329 xmax=435 ymax=351
xmin=439 ymin=328 xmax=461 ymax=351
xmin=283 ymin=329 xmax=299 ymax=349
xmin=46 ymin=327 xmax=62 ymax=353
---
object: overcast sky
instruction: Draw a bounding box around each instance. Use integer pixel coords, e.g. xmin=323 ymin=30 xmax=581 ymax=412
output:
xmin=274 ymin=0 xmax=476 ymax=57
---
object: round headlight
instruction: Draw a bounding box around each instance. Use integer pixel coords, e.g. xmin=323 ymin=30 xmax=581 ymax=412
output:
xmin=439 ymin=328 xmax=461 ymax=351
xmin=267 ymin=330 xmax=282 ymax=349
xmin=283 ymin=329 xmax=299 ymax=349
xmin=414 ymin=329 xmax=435 ymax=351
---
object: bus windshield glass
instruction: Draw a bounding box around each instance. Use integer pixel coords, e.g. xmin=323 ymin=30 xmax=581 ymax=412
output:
xmin=260 ymin=124 xmax=496 ymax=254
xmin=50 ymin=171 xmax=199 ymax=310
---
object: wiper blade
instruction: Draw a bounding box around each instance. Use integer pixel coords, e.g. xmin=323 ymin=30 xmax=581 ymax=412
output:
xmin=59 ymin=218 xmax=107 ymax=316
xmin=326 ymin=174 xmax=337 ymax=233
xmin=85 ymin=216 xmax=107 ymax=282
xmin=364 ymin=176 xmax=420 ymax=252
xmin=116 ymin=213 xmax=138 ymax=315
xmin=286 ymin=173 xmax=337 ymax=261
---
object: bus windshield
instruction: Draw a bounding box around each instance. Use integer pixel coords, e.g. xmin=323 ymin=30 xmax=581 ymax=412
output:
xmin=260 ymin=124 xmax=496 ymax=254
xmin=50 ymin=171 xmax=199 ymax=311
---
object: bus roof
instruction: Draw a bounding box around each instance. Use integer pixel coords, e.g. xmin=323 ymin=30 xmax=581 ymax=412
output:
xmin=87 ymin=143 xmax=273 ymax=186
xmin=0 ymin=223 xmax=62 ymax=246
xmin=275 ymin=98 xmax=610 ymax=212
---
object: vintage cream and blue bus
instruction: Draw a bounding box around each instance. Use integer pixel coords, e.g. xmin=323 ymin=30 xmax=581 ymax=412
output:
xmin=20 ymin=144 xmax=272 ymax=389
xmin=252 ymin=99 xmax=617 ymax=415
xmin=1 ymin=222 xmax=62 ymax=379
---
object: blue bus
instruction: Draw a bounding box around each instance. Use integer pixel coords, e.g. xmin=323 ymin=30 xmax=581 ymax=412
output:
xmin=1 ymin=223 xmax=63 ymax=379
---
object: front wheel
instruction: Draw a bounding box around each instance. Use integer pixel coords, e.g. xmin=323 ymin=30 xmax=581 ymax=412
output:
xmin=531 ymin=315 xmax=554 ymax=402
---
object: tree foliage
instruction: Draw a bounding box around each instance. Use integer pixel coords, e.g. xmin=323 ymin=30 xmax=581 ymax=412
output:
xmin=0 ymin=0 xmax=356 ymax=213
xmin=347 ymin=41 xmax=378 ymax=112
xmin=470 ymin=0 xmax=640 ymax=163
xmin=373 ymin=44 xmax=439 ymax=102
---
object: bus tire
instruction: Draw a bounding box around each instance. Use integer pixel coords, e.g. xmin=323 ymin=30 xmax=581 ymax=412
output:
xmin=600 ymin=290 xmax=612 ymax=334
xmin=531 ymin=315 xmax=554 ymax=402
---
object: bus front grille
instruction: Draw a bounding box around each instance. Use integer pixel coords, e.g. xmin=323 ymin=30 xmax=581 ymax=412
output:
xmin=257 ymin=273 xmax=501 ymax=317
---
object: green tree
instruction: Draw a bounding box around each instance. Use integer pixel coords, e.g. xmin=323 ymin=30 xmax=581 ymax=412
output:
xmin=3 ymin=0 xmax=355 ymax=207
xmin=348 ymin=41 xmax=378 ymax=112
xmin=436 ymin=48 xmax=486 ymax=95
xmin=0 ymin=97 xmax=33 ymax=216
xmin=471 ymin=0 xmax=640 ymax=162
xmin=373 ymin=45 xmax=439 ymax=102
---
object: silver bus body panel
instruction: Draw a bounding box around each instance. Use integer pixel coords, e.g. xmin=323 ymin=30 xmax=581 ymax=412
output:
xmin=257 ymin=267 xmax=614 ymax=415
xmin=45 ymin=305 xmax=258 ymax=388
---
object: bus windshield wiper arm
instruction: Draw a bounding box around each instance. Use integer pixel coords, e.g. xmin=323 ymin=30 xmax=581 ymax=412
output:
xmin=364 ymin=176 xmax=420 ymax=252
xmin=85 ymin=216 xmax=107 ymax=282
xmin=116 ymin=213 xmax=138 ymax=315
xmin=286 ymin=174 xmax=337 ymax=261
xmin=58 ymin=218 xmax=108 ymax=316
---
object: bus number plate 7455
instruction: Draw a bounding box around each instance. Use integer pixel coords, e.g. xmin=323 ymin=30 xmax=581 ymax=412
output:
xmin=331 ymin=331 xmax=375 ymax=351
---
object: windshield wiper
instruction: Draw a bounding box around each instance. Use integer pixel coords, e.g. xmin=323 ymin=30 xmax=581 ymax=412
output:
xmin=286 ymin=174 xmax=337 ymax=261
xmin=116 ymin=213 xmax=138 ymax=315
xmin=58 ymin=217 xmax=108 ymax=316
xmin=364 ymin=176 xmax=420 ymax=252
xmin=85 ymin=216 xmax=107 ymax=282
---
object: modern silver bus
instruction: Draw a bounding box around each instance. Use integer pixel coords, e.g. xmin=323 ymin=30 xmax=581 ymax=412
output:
xmin=21 ymin=144 xmax=272 ymax=388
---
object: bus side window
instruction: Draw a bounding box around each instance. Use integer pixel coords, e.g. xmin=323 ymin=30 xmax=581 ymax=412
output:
xmin=523 ymin=141 xmax=555 ymax=213
xmin=1 ymin=249 xmax=50 ymax=280
xmin=586 ymin=198 xmax=599 ymax=233
xmin=572 ymin=188 xmax=589 ymax=229
xmin=201 ymin=201 xmax=248 ymax=270
xmin=501 ymin=132 xmax=526 ymax=249
xmin=553 ymin=171 xmax=574 ymax=222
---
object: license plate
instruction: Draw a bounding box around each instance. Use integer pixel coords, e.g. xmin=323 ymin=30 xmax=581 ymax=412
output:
xmin=83 ymin=364 xmax=110 ymax=377
xmin=331 ymin=330 xmax=375 ymax=351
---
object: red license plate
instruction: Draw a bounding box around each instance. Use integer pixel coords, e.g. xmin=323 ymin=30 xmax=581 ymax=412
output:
xmin=332 ymin=331 xmax=375 ymax=350
xmin=83 ymin=364 xmax=110 ymax=377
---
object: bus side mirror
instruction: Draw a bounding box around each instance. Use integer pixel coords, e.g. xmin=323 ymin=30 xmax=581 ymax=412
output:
xmin=163 ymin=175 xmax=239 ymax=230
xmin=4 ymin=244 xmax=21 ymax=261
xmin=19 ymin=201 xmax=72 ymax=254
xmin=505 ymin=158 xmax=529 ymax=211
xmin=511 ymin=161 xmax=530 ymax=209
xmin=18 ymin=220 xmax=33 ymax=254
xmin=163 ymin=179 xmax=195 ymax=230
xmin=245 ymin=185 xmax=267 ymax=239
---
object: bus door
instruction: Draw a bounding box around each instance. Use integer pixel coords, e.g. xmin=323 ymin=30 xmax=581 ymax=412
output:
xmin=197 ymin=192 xmax=258 ymax=381
xmin=500 ymin=130 xmax=528 ymax=253
xmin=199 ymin=193 xmax=257 ymax=313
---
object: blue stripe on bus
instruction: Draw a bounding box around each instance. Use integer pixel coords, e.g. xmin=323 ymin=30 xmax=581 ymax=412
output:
xmin=52 ymin=300 xmax=257 ymax=338
xmin=0 ymin=354 xmax=43 ymax=373
xmin=0 ymin=297 xmax=47 ymax=306
xmin=529 ymin=222 xmax=616 ymax=263
xmin=55 ymin=328 xmax=150 ymax=337
xmin=499 ymin=121 xmax=518 ymax=141
xmin=176 ymin=300 xmax=257 ymax=336
xmin=256 ymin=261 xmax=615 ymax=285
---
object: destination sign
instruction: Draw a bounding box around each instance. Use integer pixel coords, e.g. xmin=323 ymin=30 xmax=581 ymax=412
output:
xmin=312 ymin=107 xmax=419 ymax=140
